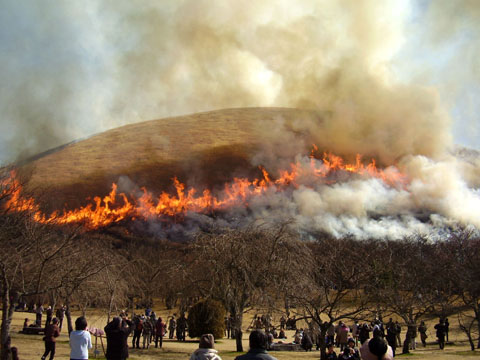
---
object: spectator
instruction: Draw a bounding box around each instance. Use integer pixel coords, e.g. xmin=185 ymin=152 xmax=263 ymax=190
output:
xmin=69 ymin=316 xmax=92 ymax=360
xmin=301 ymin=331 xmax=313 ymax=351
xmin=11 ymin=347 xmax=19 ymax=360
xmin=142 ymin=317 xmax=152 ymax=349
xmin=445 ymin=318 xmax=450 ymax=342
xmin=418 ymin=321 xmax=428 ymax=347
xmin=104 ymin=316 xmax=132 ymax=360
xmin=41 ymin=318 xmax=60 ymax=360
xmin=434 ymin=319 xmax=447 ymax=350
xmin=36 ymin=304 xmax=44 ymax=327
xmin=359 ymin=336 xmax=394 ymax=360
xmin=234 ymin=330 xmax=278 ymax=360
xmin=155 ymin=317 xmax=166 ymax=348
xmin=168 ymin=315 xmax=176 ymax=339
xmin=45 ymin=306 xmax=53 ymax=327
xmin=55 ymin=306 xmax=65 ymax=332
xmin=132 ymin=316 xmax=143 ymax=349
xmin=189 ymin=333 xmax=222 ymax=360
xmin=346 ymin=338 xmax=360 ymax=360
xmin=326 ymin=343 xmax=337 ymax=360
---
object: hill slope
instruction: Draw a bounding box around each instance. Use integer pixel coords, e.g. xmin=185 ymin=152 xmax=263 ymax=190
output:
xmin=20 ymin=108 xmax=320 ymax=210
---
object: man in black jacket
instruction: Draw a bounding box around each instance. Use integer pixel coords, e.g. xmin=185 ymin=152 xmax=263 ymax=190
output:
xmin=105 ymin=316 xmax=132 ymax=360
xmin=235 ymin=330 xmax=277 ymax=360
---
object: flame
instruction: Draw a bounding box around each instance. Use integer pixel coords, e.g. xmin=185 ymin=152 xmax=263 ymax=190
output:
xmin=1 ymin=149 xmax=407 ymax=230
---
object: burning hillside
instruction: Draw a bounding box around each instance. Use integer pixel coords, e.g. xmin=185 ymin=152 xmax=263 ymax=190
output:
xmin=4 ymin=148 xmax=406 ymax=230
xmin=4 ymin=108 xmax=480 ymax=240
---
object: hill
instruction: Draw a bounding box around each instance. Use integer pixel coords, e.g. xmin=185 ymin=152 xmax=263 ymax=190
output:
xmin=19 ymin=108 xmax=320 ymax=211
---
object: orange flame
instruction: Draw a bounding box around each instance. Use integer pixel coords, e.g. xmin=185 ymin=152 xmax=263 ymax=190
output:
xmin=1 ymin=149 xmax=407 ymax=230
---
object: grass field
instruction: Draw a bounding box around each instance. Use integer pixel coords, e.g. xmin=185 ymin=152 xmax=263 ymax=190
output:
xmin=19 ymin=107 xmax=319 ymax=212
xmin=8 ymin=308 xmax=480 ymax=360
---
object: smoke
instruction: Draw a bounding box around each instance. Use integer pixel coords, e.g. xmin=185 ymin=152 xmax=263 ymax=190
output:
xmin=0 ymin=0 xmax=465 ymax=164
xmin=1 ymin=0 xmax=479 ymax=238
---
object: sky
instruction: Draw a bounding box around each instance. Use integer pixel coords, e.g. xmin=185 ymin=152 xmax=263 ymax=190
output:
xmin=0 ymin=0 xmax=478 ymax=165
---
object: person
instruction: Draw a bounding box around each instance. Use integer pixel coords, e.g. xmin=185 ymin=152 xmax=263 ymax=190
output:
xmin=69 ymin=316 xmax=92 ymax=360
xmin=418 ymin=321 xmax=428 ymax=347
xmin=359 ymin=323 xmax=371 ymax=345
xmin=177 ymin=313 xmax=187 ymax=341
xmin=23 ymin=318 xmax=29 ymax=329
xmin=11 ymin=347 xmax=19 ymax=360
xmin=190 ymin=333 xmax=222 ymax=360
xmin=155 ymin=317 xmax=166 ymax=348
xmin=351 ymin=320 xmax=359 ymax=346
xmin=234 ymin=330 xmax=278 ymax=360
xmin=434 ymin=319 xmax=447 ymax=350
xmin=168 ymin=315 xmax=176 ymax=339
xmin=36 ymin=303 xmax=44 ymax=327
xmin=445 ymin=318 xmax=450 ymax=342
xmin=132 ymin=316 xmax=143 ymax=349
xmin=104 ymin=316 xmax=132 ymax=360
xmin=301 ymin=331 xmax=313 ymax=351
xmin=56 ymin=306 xmax=65 ymax=332
xmin=293 ymin=329 xmax=302 ymax=344
xmin=385 ymin=322 xmax=397 ymax=357
xmin=338 ymin=322 xmax=350 ymax=351
xmin=326 ymin=343 xmax=337 ymax=360
xmin=278 ymin=329 xmax=286 ymax=339
xmin=142 ymin=316 xmax=153 ymax=348
xmin=346 ymin=338 xmax=360 ymax=360
xmin=279 ymin=316 xmax=285 ymax=330
xmin=395 ymin=321 xmax=402 ymax=348
xmin=41 ymin=317 xmax=60 ymax=360
xmin=45 ymin=306 xmax=53 ymax=327
xmin=359 ymin=336 xmax=394 ymax=360
xmin=407 ymin=322 xmax=417 ymax=350
xmin=327 ymin=322 xmax=336 ymax=345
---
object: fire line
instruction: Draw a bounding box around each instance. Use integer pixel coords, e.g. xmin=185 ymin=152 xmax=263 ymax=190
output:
xmin=1 ymin=150 xmax=407 ymax=230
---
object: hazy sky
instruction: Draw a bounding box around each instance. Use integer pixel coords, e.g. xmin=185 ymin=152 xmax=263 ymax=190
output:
xmin=0 ymin=0 xmax=478 ymax=165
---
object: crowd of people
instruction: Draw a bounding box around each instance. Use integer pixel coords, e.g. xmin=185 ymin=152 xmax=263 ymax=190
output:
xmin=10 ymin=302 xmax=455 ymax=360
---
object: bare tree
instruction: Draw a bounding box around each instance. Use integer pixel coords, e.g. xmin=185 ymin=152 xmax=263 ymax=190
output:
xmin=289 ymin=236 xmax=373 ymax=360
xmin=191 ymin=222 xmax=302 ymax=352
xmin=0 ymin=169 xmax=79 ymax=360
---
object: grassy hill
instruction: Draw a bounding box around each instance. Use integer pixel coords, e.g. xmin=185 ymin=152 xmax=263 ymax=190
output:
xmin=19 ymin=108 xmax=319 ymax=211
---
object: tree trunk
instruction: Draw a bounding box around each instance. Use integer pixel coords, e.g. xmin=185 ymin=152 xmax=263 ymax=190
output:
xmin=0 ymin=287 xmax=11 ymax=360
xmin=402 ymin=331 xmax=411 ymax=354
xmin=319 ymin=327 xmax=328 ymax=360
xmin=234 ymin=312 xmax=243 ymax=352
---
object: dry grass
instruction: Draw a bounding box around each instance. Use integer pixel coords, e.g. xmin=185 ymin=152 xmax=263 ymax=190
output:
xmin=19 ymin=107 xmax=317 ymax=211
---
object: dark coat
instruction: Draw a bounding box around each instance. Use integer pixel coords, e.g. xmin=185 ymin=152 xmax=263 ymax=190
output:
xmin=43 ymin=324 xmax=60 ymax=342
xmin=105 ymin=320 xmax=131 ymax=360
xmin=234 ymin=349 xmax=278 ymax=360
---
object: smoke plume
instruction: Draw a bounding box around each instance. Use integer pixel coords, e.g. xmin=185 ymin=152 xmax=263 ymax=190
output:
xmin=1 ymin=0 xmax=479 ymax=238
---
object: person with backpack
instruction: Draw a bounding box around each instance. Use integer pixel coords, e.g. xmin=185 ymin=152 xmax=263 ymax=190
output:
xmin=132 ymin=316 xmax=143 ymax=349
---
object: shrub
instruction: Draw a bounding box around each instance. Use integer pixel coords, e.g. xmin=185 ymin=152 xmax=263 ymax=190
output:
xmin=187 ymin=299 xmax=225 ymax=339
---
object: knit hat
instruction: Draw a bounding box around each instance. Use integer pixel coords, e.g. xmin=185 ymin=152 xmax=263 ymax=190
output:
xmin=199 ymin=333 xmax=215 ymax=349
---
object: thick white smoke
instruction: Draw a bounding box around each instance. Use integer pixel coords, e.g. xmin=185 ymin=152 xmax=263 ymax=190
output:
xmin=1 ymin=0 xmax=479 ymax=238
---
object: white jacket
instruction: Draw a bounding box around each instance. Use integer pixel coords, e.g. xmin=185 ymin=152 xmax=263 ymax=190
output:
xmin=189 ymin=348 xmax=222 ymax=360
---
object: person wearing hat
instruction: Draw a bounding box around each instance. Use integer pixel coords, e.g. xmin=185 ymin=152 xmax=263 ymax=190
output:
xmin=189 ymin=334 xmax=222 ymax=360
xmin=41 ymin=317 xmax=60 ymax=360
xmin=326 ymin=343 xmax=337 ymax=360
xmin=359 ymin=336 xmax=394 ymax=360
xmin=235 ymin=330 xmax=278 ymax=360
xmin=346 ymin=338 xmax=360 ymax=360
